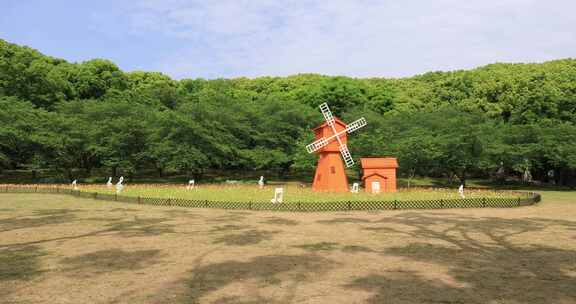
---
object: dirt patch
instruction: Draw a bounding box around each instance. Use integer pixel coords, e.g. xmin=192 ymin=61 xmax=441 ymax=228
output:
xmin=0 ymin=192 xmax=575 ymax=303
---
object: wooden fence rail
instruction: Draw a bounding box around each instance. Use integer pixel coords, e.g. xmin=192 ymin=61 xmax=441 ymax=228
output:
xmin=1 ymin=185 xmax=541 ymax=212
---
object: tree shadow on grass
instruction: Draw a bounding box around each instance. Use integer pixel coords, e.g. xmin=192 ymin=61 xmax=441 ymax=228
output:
xmin=0 ymin=213 xmax=77 ymax=233
xmin=293 ymin=242 xmax=376 ymax=254
xmin=212 ymin=295 xmax=269 ymax=304
xmin=109 ymin=208 xmax=141 ymax=212
xmin=175 ymin=254 xmax=335 ymax=303
xmin=341 ymin=245 xmax=376 ymax=253
xmin=213 ymin=230 xmax=279 ymax=246
xmin=211 ymin=224 xmax=252 ymax=232
xmin=317 ymin=218 xmax=372 ymax=224
xmin=105 ymin=217 xmax=175 ymax=237
xmin=206 ymin=214 xmax=247 ymax=223
xmin=0 ymin=246 xmax=47 ymax=282
xmin=0 ymin=245 xmax=48 ymax=299
xmin=0 ymin=217 xmax=176 ymax=249
xmin=163 ymin=209 xmax=204 ymax=219
xmin=293 ymin=242 xmax=340 ymax=252
xmin=33 ymin=209 xmax=84 ymax=216
xmin=227 ymin=211 xmax=254 ymax=215
xmin=346 ymin=272 xmax=473 ymax=304
xmin=82 ymin=216 xmax=124 ymax=223
xmin=260 ymin=217 xmax=300 ymax=226
xmin=348 ymin=213 xmax=576 ymax=303
xmin=61 ymin=249 xmax=162 ymax=277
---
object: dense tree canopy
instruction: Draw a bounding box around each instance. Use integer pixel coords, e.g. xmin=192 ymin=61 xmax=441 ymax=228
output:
xmin=1 ymin=39 xmax=575 ymax=185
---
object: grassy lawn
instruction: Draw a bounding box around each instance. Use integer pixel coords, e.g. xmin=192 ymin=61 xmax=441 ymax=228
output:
xmin=13 ymin=183 xmax=526 ymax=203
xmin=0 ymin=190 xmax=574 ymax=303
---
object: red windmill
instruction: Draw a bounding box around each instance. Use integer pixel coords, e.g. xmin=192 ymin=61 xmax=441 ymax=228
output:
xmin=306 ymin=103 xmax=367 ymax=192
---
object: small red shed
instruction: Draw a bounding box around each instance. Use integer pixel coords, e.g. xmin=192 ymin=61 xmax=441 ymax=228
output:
xmin=361 ymin=157 xmax=398 ymax=193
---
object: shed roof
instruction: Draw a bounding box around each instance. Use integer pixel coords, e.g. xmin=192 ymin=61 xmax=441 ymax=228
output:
xmin=360 ymin=157 xmax=398 ymax=169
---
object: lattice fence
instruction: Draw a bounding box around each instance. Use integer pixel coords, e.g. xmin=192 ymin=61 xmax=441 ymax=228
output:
xmin=1 ymin=185 xmax=541 ymax=212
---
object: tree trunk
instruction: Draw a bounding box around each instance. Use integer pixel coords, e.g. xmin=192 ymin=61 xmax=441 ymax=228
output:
xmin=67 ymin=168 xmax=73 ymax=182
xmin=279 ymin=163 xmax=292 ymax=179
xmin=407 ymin=168 xmax=415 ymax=188
xmin=459 ymin=171 xmax=466 ymax=187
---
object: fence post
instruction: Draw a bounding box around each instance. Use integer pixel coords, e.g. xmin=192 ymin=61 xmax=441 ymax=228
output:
xmin=167 ymin=198 xmax=171 ymax=206
xmin=298 ymin=202 xmax=301 ymax=212
xmin=138 ymin=196 xmax=141 ymax=204
xmin=35 ymin=185 xmax=38 ymax=192
xmin=347 ymin=201 xmax=351 ymax=211
xmin=517 ymin=197 xmax=521 ymax=207
xmin=393 ymin=200 xmax=397 ymax=210
xmin=249 ymin=202 xmax=252 ymax=210
xmin=440 ymin=199 xmax=444 ymax=209
xmin=482 ymin=198 xmax=487 ymax=208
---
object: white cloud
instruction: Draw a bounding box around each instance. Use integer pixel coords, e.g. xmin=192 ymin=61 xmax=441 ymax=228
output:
xmin=124 ymin=0 xmax=576 ymax=79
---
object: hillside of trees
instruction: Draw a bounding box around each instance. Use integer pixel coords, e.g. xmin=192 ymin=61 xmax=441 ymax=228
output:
xmin=1 ymin=39 xmax=575 ymax=186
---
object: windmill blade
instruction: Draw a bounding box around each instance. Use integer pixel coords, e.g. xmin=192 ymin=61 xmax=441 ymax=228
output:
xmin=346 ymin=117 xmax=367 ymax=133
xmin=319 ymin=103 xmax=335 ymax=126
xmin=305 ymin=137 xmax=330 ymax=153
xmin=339 ymin=143 xmax=355 ymax=167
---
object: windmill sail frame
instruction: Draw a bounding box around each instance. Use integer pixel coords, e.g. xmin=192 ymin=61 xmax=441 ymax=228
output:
xmin=305 ymin=103 xmax=367 ymax=168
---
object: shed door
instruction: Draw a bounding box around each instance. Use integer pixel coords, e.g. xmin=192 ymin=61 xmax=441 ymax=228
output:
xmin=371 ymin=181 xmax=381 ymax=194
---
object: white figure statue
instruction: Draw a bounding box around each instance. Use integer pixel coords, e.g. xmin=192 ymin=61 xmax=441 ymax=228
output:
xmin=458 ymin=184 xmax=465 ymax=198
xmin=270 ymin=188 xmax=284 ymax=204
xmin=106 ymin=177 xmax=112 ymax=188
xmin=116 ymin=176 xmax=124 ymax=194
xmin=258 ymin=176 xmax=264 ymax=189
xmin=72 ymin=179 xmax=78 ymax=190
xmin=187 ymin=179 xmax=195 ymax=190
xmin=351 ymin=183 xmax=359 ymax=193
xmin=523 ymin=168 xmax=533 ymax=183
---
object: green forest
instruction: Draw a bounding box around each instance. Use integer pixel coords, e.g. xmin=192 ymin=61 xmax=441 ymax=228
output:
xmin=1 ymin=39 xmax=575 ymax=186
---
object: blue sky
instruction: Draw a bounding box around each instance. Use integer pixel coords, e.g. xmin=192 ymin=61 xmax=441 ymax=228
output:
xmin=1 ymin=0 xmax=575 ymax=79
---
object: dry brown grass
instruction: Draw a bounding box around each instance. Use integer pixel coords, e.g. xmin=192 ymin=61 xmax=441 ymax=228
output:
xmin=0 ymin=191 xmax=575 ymax=304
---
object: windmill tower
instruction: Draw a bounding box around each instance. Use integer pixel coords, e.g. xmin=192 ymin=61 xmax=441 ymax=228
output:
xmin=306 ymin=103 xmax=367 ymax=192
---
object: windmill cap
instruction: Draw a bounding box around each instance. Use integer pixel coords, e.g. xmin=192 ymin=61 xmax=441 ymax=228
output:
xmin=313 ymin=117 xmax=347 ymax=131
xmin=360 ymin=157 xmax=398 ymax=169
